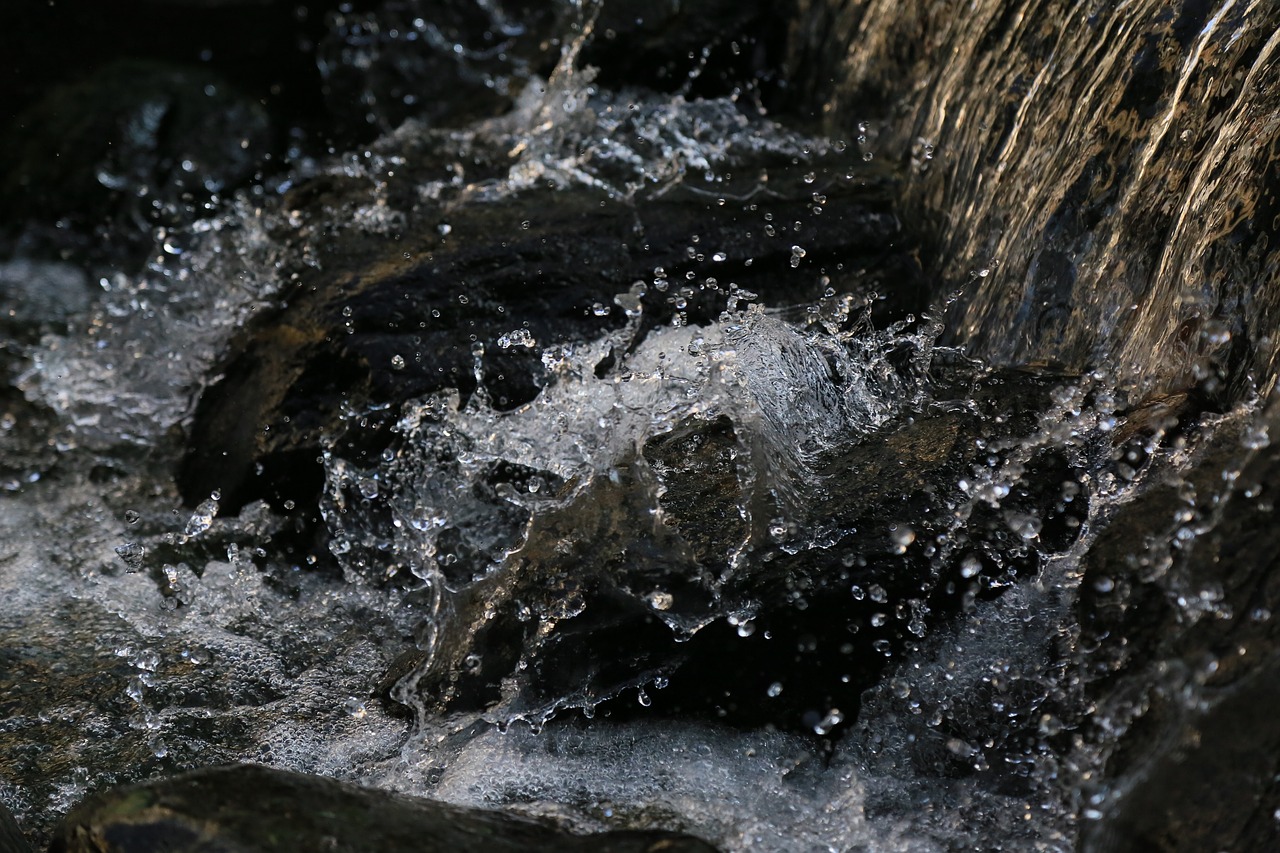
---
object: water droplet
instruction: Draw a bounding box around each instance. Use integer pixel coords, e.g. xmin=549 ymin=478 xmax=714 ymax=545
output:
xmin=1243 ymin=424 xmax=1271 ymax=449
xmin=130 ymin=649 xmax=160 ymax=672
xmin=646 ymin=590 xmax=674 ymax=611
xmin=391 ymin=354 xmax=406 ymax=370
xmin=124 ymin=509 xmax=140 ymax=524
xmin=1005 ymin=512 xmax=1042 ymax=540
xmin=637 ymin=689 xmax=652 ymax=707
xmin=960 ymin=555 xmax=982 ymax=578
xmin=889 ymin=524 xmax=915 ymax=554
xmin=497 ymin=328 xmax=536 ymax=349
xmin=115 ymin=542 xmax=146 ymax=572
xmin=767 ymin=681 xmax=783 ymax=697
xmin=813 ymin=708 xmax=843 ymax=735
xmin=185 ymin=493 xmax=220 ymax=537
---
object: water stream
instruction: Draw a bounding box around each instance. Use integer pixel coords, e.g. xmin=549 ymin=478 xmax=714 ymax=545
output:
xmin=4 ymin=1 xmax=1280 ymax=850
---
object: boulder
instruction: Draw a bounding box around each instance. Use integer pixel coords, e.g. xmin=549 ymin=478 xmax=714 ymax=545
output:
xmin=51 ymin=764 xmax=719 ymax=853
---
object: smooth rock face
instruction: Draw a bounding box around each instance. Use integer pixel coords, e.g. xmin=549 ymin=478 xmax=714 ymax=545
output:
xmin=0 ymin=798 xmax=32 ymax=853
xmin=50 ymin=765 xmax=719 ymax=853
xmin=1076 ymin=402 xmax=1280 ymax=852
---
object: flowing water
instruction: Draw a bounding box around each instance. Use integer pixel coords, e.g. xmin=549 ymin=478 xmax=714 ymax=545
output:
xmin=4 ymin=1 xmax=1280 ymax=850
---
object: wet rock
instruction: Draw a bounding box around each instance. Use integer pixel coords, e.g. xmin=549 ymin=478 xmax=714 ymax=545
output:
xmin=51 ymin=764 xmax=720 ymax=853
xmin=1 ymin=60 xmax=270 ymax=256
xmin=180 ymin=141 xmax=917 ymax=514
xmin=0 ymin=799 xmax=31 ymax=853
xmin=789 ymin=1 xmax=1280 ymax=402
xmin=1081 ymin=658 xmax=1280 ymax=853
xmin=0 ymin=261 xmax=95 ymax=339
xmin=1076 ymin=401 xmax=1280 ymax=851
xmin=380 ymin=364 xmax=1095 ymax=730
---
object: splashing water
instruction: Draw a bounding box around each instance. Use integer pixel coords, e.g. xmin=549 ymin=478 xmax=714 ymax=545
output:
xmin=5 ymin=2 xmax=1280 ymax=852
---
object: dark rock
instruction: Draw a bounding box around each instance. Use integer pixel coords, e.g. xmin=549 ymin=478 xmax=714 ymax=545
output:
xmin=180 ymin=143 xmax=917 ymax=514
xmin=0 ymin=261 xmax=95 ymax=339
xmin=382 ymin=365 xmax=1096 ymax=730
xmin=583 ymin=0 xmax=788 ymax=100
xmin=1076 ymin=401 xmax=1280 ymax=850
xmin=1080 ymin=658 xmax=1280 ymax=853
xmin=1 ymin=60 xmax=270 ymax=257
xmin=315 ymin=0 xmax=787 ymax=137
xmin=50 ymin=764 xmax=720 ymax=853
xmin=0 ymin=798 xmax=31 ymax=853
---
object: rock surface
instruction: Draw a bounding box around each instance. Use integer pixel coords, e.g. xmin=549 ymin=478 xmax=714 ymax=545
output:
xmin=1076 ymin=401 xmax=1280 ymax=851
xmin=789 ymin=0 xmax=1280 ymax=402
xmin=0 ymin=799 xmax=31 ymax=853
xmin=51 ymin=765 xmax=719 ymax=853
